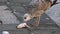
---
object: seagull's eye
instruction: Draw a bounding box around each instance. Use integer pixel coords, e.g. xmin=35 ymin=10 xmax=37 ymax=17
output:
xmin=24 ymin=17 xmax=27 ymax=19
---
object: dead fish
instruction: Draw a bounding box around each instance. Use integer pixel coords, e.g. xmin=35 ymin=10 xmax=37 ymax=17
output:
xmin=17 ymin=23 xmax=30 ymax=28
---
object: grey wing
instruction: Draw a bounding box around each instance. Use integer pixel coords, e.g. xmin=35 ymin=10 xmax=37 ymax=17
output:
xmin=25 ymin=0 xmax=39 ymax=10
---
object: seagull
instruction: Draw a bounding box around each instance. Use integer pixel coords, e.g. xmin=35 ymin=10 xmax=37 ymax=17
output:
xmin=23 ymin=0 xmax=57 ymax=26
xmin=17 ymin=0 xmax=57 ymax=29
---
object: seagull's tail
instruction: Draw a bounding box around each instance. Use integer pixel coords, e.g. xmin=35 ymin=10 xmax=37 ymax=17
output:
xmin=51 ymin=0 xmax=60 ymax=6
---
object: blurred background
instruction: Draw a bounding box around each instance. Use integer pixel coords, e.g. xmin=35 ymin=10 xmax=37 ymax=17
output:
xmin=0 ymin=0 xmax=60 ymax=34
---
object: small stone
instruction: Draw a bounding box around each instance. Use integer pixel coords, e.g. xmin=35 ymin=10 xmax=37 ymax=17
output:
xmin=2 ymin=31 xmax=9 ymax=34
xmin=45 ymin=18 xmax=49 ymax=20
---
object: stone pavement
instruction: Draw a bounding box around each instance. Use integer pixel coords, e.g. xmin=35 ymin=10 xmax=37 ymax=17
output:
xmin=0 ymin=5 xmax=20 ymax=24
xmin=0 ymin=13 xmax=59 ymax=34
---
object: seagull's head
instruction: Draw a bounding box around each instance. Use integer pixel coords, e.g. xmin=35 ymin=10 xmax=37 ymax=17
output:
xmin=23 ymin=13 xmax=32 ymax=22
